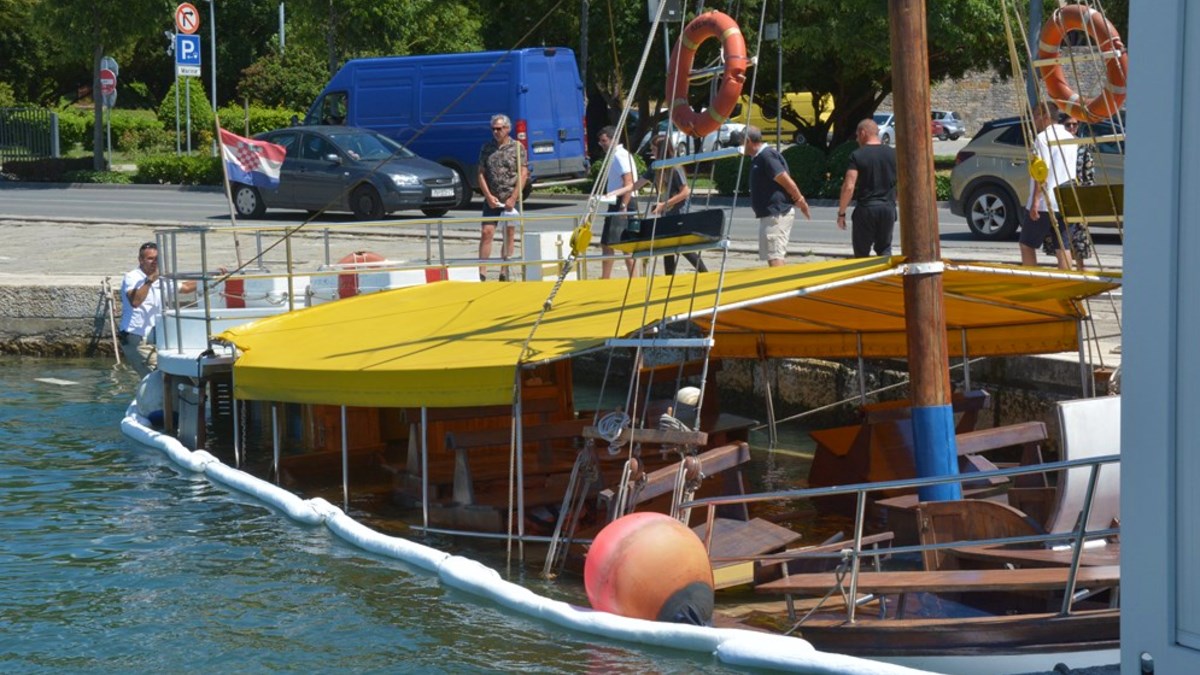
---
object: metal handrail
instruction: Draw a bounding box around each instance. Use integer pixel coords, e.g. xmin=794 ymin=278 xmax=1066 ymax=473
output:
xmin=685 ymin=453 xmax=1121 ymax=622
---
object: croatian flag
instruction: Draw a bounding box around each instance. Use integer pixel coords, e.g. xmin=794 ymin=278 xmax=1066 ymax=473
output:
xmin=219 ymin=128 xmax=286 ymax=190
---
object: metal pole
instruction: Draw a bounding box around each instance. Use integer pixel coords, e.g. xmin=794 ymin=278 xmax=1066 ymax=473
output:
xmin=889 ymin=0 xmax=960 ymax=502
xmin=1077 ymin=318 xmax=1092 ymax=397
xmin=761 ymin=360 xmax=777 ymax=446
xmin=272 ymin=404 xmax=280 ymax=479
xmin=776 ymin=0 xmax=783 ymax=144
xmin=279 ymin=3 xmax=286 ymax=53
xmin=579 ymin=0 xmax=589 ymax=105
xmin=856 ymin=333 xmax=867 ymax=403
xmin=207 ymin=0 xmax=218 ymax=156
xmin=1027 ymin=0 xmax=1044 ymax=105
xmin=175 ymin=66 xmax=181 ymax=156
xmin=961 ymin=329 xmax=972 ymax=392
xmin=341 ymin=405 xmax=349 ymax=511
xmin=421 ymin=407 xmax=430 ymax=529
xmin=185 ymin=79 xmax=192 ymax=154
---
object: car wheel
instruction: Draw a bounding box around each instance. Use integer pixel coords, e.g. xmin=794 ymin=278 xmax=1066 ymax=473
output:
xmin=422 ymin=208 xmax=449 ymax=218
xmin=950 ymin=133 xmax=962 ymax=141
xmin=450 ymin=166 xmax=473 ymax=209
xmin=350 ymin=184 xmax=384 ymax=220
xmin=675 ymin=141 xmax=688 ymax=157
xmin=232 ymin=183 xmax=265 ymax=218
xmin=792 ymin=131 xmax=807 ymax=145
xmin=881 ymin=132 xmax=892 ymax=145
xmin=938 ymin=131 xmax=949 ymax=141
xmin=965 ymin=183 xmax=1019 ymax=240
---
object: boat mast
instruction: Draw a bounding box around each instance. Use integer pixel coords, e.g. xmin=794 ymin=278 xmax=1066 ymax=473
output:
xmin=887 ymin=0 xmax=960 ymax=501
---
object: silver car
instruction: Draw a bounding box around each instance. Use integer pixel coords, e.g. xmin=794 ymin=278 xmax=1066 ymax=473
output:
xmin=874 ymin=112 xmax=896 ymax=145
xmin=949 ymin=116 xmax=1124 ymax=240
xmin=932 ymin=110 xmax=965 ymax=140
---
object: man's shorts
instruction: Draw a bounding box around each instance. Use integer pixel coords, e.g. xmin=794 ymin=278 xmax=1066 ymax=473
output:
xmin=601 ymin=203 xmax=631 ymax=246
xmin=758 ymin=209 xmax=795 ymax=261
xmin=1018 ymin=209 xmax=1068 ymax=252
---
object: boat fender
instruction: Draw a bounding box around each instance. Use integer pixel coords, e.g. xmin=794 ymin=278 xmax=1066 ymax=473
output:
xmin=584 ymin=512 xmax=714 ymax=624
xmin=666 ymin=11 xmax=749 ymax=138
xmin=135 ymin=370 xmax=165 ymax=426
xmin=337 ymin=250 xmax=387 ymax=299
xmin=1037 ymin=4 xmax=1128 ymax=123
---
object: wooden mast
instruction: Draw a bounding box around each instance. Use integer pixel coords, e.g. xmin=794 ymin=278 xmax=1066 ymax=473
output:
xmin=888 ymin=0 xmax=960 ymax=500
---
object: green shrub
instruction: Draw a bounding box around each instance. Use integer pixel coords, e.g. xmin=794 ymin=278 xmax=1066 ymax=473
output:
xmin=711 ymin=154 xmax=752 ymax=196
xmin=0 ymin=82 xmax=17 ymax=107
xmin=817 ymin=140 xmax=858 ymax=198
xmin=236 ymin=43 xmax=327 ymax=111
xmin=935 ymin=173 xmax=951 ymax=201
xmin=84 ymin=109 xmax=174 ymax=153
xmin=780 ymin=144 xmax=827 ymax=198
xmin=216 ymin=105 xmax=302 ymax=136
xmin=55 ymin=108 xmax=90 ymax=149
xmin=61 ymin=169 xmax=133 ymax=184
xmin=156 ymin=78 xmax=214 ymax=150
xmin=1 ymin=156 xmax=95 ymax=181
xmin=134 ymin=154 xmax=222 ymax=185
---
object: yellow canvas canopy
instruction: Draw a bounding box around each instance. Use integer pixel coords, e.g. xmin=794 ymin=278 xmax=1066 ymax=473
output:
xmin=219 ymin=257 xmax=1119 ymax=408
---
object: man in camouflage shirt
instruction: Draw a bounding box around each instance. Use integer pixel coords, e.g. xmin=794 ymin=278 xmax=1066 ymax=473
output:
xmin=477 ymin=114 xmax=528 ymax=280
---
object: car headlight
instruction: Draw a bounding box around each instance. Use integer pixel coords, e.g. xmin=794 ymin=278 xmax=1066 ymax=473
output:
xmin=389 ymin=173 xmax=419 ymax=187
xmin=449 ymin=171 xmax=460 ymax=184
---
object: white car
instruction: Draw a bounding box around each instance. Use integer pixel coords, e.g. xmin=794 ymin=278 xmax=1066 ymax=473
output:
xmin=874 ymin=112 xmax=896 ymax=145
xmin=636 ymin=119 xmax=746 ymax=159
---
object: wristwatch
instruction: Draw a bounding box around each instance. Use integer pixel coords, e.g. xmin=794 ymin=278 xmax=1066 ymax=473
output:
xmin=837 ymin=212 xmax=846 ymax=218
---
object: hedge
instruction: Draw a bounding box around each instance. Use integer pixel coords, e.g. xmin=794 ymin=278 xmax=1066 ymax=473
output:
xmin=134 ymin=154 xmax=222 ymax=186
xmin=215 ymin=105 xmax=303 ymax=137
xmin=1 ymin=156 xmax=96 ymax=181
xmin=711 ymin=144 xmax=827 ymax=197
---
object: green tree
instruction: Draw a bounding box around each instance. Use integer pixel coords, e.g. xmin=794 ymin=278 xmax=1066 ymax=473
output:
xmin=39 ymin=0 xmax=172 ymax=169
xmin=236 ymin=41 xmax=326 ymax=111
xmin=285 ymin=0 xmax=485 ymax=76
xmin=157 ymin=76 xmax=213 ymax=151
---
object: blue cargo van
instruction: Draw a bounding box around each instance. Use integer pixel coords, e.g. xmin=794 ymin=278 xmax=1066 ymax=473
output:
xmin=305 ymin=48 xmax=588 ymax=207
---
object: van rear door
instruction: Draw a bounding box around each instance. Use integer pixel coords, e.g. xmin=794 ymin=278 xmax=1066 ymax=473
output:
xmin=520 ymin=50 xmax=587 ymax=182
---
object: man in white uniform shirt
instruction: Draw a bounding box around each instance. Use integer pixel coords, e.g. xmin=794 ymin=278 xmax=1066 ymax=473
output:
xmin=1020 ymin=102 xmax=1078 ymax=269
xmin=119 ymin=242 xmax=194 ymax=376
xmin=597 ymin=125 xmax=638 ymax=278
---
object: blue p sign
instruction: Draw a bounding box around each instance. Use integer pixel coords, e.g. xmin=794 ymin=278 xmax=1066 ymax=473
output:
xmin=175 ymin=34 xmax=201 ymax=66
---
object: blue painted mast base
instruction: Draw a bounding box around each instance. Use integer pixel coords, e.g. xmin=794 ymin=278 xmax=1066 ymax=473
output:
xmin=912 ymin=404 xmax=962 ymax=502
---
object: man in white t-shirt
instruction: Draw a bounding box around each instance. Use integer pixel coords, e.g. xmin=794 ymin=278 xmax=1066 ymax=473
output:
xmin=597 ymin=125 xmax=638 ymax=278
xmin=1020 ymin=102 xmax=1078 ymax=269
xmin=119 ymin=242 xmax=195 ymax=376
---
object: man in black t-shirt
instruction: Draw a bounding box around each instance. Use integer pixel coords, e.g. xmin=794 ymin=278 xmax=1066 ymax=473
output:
xmin=743 ymin=126 xmax=811 ymax=266
xmin=837 ymin=118 xmax=898 ymax=257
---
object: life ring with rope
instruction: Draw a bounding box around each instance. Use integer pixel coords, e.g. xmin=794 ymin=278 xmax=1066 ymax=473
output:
xmin=336 ymin=250 xmax=386 ymax=299
xmin=1037 ymin=4 xmax=1128 ymax=123
xmin=666 ymin=11 xmax=749 ymax=138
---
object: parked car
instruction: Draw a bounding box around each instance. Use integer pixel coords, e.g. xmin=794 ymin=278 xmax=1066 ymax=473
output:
xmin=635 ymin=118 xmax=745 ymax=161
xmin=231 ymin=126 xmax=463 ymax=220
xmin=873 ymin=112 xmax=945 ymax=145
xmin=949 ymin=115 xmax=1124 ymax=240
xmin=932 ymin=110 xmax=966 ymax=140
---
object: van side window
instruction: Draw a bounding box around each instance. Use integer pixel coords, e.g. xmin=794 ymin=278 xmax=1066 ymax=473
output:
xmin=321 ymin=92 xmax=348 ymax=125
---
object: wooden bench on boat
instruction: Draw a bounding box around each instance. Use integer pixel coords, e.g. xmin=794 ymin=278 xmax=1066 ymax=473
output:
xmin=593 ymin=438 xmax=752 ymax=521
xmin=808 ymin=390 xmax=991 ymax=503
xmin=755 ymin=565 xmax=1120 ymax=597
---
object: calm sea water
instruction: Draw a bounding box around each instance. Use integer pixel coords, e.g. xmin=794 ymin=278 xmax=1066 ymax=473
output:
xmin=0 ymin=357 xmax=756 ymax=674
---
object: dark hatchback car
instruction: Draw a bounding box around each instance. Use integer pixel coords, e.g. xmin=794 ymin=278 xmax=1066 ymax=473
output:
xmin=231 ymin=126 xmax=463 ymax=220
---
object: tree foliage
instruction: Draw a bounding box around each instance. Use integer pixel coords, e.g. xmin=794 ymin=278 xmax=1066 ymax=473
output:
xmin=236 ymin=42 xmax=326 ymax=111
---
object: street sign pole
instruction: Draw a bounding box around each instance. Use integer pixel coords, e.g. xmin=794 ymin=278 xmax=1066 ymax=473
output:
xmin=205 ymin=0 xmax=218 ymax=156
xmin=175 ymin=67 xmax=181 ymax=155
xmin=99 ymin=56 xmax=119 ymax=170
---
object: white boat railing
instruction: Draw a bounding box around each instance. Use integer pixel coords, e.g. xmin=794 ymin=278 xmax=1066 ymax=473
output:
xmin=681 ymin=453 xmax=1121 ymax=623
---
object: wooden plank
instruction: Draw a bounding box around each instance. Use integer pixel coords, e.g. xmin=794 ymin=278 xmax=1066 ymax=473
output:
xmin=954 ymin=421 xmax=1047 ymax=456
xmin=756 ymin=565 xmax=1119 ymax=595
xmin=583 ymin=426 xmax=708 ymax=447
xmin=446 ymin=418 xmax=589 ymax=451
xmin=598 ymin=442 xmax=751 ymax=507
xmin=948 ymin=542 xmax=1120 ymax=568
xmin=694 ymin=517 xmax=803 ymax=590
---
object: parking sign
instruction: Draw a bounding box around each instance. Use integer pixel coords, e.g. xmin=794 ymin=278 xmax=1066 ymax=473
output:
xmin=175 ymin=33 xmax=201 ymax=77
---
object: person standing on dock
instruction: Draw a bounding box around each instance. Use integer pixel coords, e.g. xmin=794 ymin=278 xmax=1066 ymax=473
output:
xmin=743 ymin=126 xmax=811 ymax=267
xmin=118 ymin=242 xmax=195 ymax=377
xmin=1020 ymin=102 xmax=1077 ymax=270
xmin=477 ymin=114 xmax=528 ymax=281
xmin=836 ymin=118 xmax=898 ymax=258
xmin=598 ymin=125 xmax=639 ymax=278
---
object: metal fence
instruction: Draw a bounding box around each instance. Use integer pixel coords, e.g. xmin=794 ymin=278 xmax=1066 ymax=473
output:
xmin=0 ymin=108 xmax=60 ymax=163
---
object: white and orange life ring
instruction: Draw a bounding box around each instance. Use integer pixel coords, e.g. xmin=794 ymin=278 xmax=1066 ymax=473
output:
xmin=336 ymin=250 xmax=386 ymax=298
xmin=1037 ymin=4 xmax=1128 ymax=123
xmin=666 ymin=11 xmax=748 ymax=138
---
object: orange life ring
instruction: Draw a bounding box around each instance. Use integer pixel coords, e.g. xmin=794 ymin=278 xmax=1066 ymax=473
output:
xmin=1037 ymin=5 xmax=1128 ymax=123
xmin=666 ymin=11 xmax=748 ymax=138
xmin=337 ymin=250 xmax=385 ymax=298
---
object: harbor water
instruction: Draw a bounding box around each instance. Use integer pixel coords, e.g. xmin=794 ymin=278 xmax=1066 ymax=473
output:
xmin=1 ymin=357 xmax=755 ymax=673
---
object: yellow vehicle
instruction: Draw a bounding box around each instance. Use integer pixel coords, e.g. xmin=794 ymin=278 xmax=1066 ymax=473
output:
xmin=727 ymin=92 xmax=832 ymax=144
